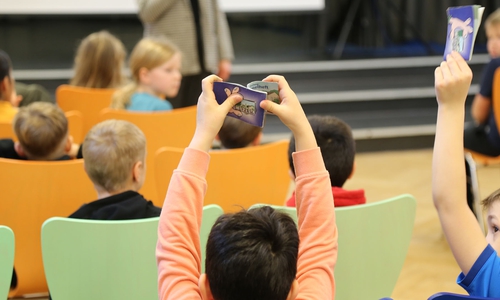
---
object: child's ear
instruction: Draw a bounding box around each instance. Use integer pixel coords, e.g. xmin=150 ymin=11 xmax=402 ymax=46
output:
xmin=198 ymin=274 xmax=214 ymax=300
xmin=0 ymin=76 xmax=11 ymax=101
xmin=215 ymin=134 xmax=220 ymax=142
xmin=64 ymin=135 xmax=73 ymax=153
xmin=251 ymin=132 xmax=263 ymax=146
xmin=347 ymin=161 xmax=356 ymax=180
xmin=132 ymin=160 xmax=144 ymax=183
xmin=14 ymin=141 xmax=26 ymax=158
xmin=286 ymin=279 xmax=299 ymax=300
xmin=138 ymin=67 xmax=150 ymax=84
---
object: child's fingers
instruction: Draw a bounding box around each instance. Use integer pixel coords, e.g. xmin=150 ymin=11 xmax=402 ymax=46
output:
xmin=451 ymin=51 xmax=473 ymax=77
xmin=262 ymin=75 xmax=291 ymax=91
xmin=220 ymin=93 xmax=243 ymax=112
xmin=201 ymin=74 xmax=223 ymax=94
xmin=260 ymin=99 xmax=280 ymax=115
xmin=434 ymin=66 xmax=444 ymax=84
xmin=446 ymin=54 xmax=463 ymax=76
xmin=439 ymin=60 xmax=452 ymax=80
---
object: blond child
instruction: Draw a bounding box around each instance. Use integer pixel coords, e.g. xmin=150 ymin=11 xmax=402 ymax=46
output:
xmin=69 ymin=120 xmax=160 ymax=220
xmin=70 ymin=30 xmax=127 ymax=89
xmin=157 ymin=75 xmax=336 ymax=299
xmin=111 ymin=38 xmax=182 ymax=112
xmin=0 ymin=102 xmax=77 ymax=160
xmin=433 ymin=51 xmax=500 ymax=297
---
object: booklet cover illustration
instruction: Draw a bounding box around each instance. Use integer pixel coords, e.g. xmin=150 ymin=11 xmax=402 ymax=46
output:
xmin=213 ymin=81 xmax=279 ymax=127
xmin=443 ymin=5 xmax=484 ymax=61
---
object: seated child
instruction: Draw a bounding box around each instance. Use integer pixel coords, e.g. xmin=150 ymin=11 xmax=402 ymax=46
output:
xmin=0 ymin=102 xmax=78 ymax=160
xmin=0 ymin=49 xmax=19 ymax=122
xmin=157 ymin=75 xmax=336 ymax=299
xmin=70 ymin=30 xmax=127 ymax=89
xmin=111 ymin=37 xmax=181 ymax=112
xmin=433 ymin=51 xmax=500 ymax=297
xmin=465 ymin=8 xmax=500 ymax=156
xmin=286 ymin=114 xmax=365 ymax=207
xmin=69 ymin=119 xmax=160 ymax=220
xmin=215 ymin=116 xmax=263 ymax=149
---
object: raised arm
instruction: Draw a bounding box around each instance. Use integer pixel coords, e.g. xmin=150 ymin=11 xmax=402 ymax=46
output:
xmin=137 ymin=0 xmax=178 ymax=23
xmin=156 ymin=75 xmax=242 ymax=299
xmin=433 ymin=52 xmax=487 ymax=275
xmin=261 ymin=76 xmax=336 ymax=299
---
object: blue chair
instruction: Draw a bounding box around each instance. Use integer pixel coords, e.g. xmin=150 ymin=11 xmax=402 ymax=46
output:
xmin=428 ymin=292 xmax=494 ymax=300
xmin=0 ymin=226 xmax=14 ymax=300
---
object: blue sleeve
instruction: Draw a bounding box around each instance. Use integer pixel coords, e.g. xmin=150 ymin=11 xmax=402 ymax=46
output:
xmin=457 ymin=245 xmax=500 ymax=297
xmin=153 ymin=99 xmax=173 ymax=111
xmin=479 ymin=58 xmax=500 ymax=98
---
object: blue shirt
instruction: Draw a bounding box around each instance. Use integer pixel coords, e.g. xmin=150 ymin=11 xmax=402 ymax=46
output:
xmin=457 ymin=245 xmax=500 ymax=297
xmin=128 ymin=92 xmax=173 ymax=112
xmin=479 ymin=58 xmax=500 ymax=149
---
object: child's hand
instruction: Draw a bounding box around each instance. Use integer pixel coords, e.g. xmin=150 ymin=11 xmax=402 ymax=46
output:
xmin=260 ymin=75 xmax=316 ymax=151
xmin=435 ymin=51 xmax=473 ymax=107
xmin=189 ymin=75 xmax=243 ymax=152
xmin=260 ymin=75 xmax=308 ymax=134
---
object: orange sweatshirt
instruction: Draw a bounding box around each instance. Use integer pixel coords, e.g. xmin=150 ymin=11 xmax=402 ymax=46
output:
xmin=157 ymin=147 xmax=337 ymax=299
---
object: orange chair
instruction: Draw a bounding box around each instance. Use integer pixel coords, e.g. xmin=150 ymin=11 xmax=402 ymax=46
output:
xmin=465 ymin=68 xmax=500 ymax=165
xmin=0 ymin=122 xmax=14 ymax=139
xmin=155 ymin=140 xmax=292 ymax=211
xmin=100 ymin=106 xmax=197 ymax=204
xmin=0 ymin=158 xmax=96 ymax=297
xmin=56 ymin=85 xmax=115 ymax=138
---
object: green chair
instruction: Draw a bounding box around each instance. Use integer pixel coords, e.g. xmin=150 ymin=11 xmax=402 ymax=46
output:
xmin=335 ymin=194 xmax=416 ymax=300
xmin=41 ymin=217 xmax=160 ymax=300
xmin=200 ymin=205 xmax=224 ymax=274
xmin=252 ymin=194 xmax=416 ymax=300
xmin=0 ymin=226 xmax=14 ymax=300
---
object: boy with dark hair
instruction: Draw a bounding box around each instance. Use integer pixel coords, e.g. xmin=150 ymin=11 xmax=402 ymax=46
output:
xmin=157 ymin=75 xmax=336 ymax=299
xmin=215 ymin=116 xmax=262 ymax=149
xmin=0 ymin=50 xmax=20 ymax=122
xmin=434 ymin=51 xmax=500 ymax=297
xmin=286 ymin=114 xmax=365 ymax=207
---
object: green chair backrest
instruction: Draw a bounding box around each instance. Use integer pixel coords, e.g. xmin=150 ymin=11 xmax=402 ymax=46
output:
xmin=252 ymin=194 xmax=416 ymax=300
xmin=0 ymin=226 xmax=14 ymax=300
xmin=335 ymin=194 xmax=416 ymax=300
xmin=200 ymin=205 xmax=224 ymax=274
xmin=41 ymin=217 xmax=160 ymax=300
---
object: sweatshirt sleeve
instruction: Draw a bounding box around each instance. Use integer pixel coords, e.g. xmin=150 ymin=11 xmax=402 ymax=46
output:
xmin=293 ymin=147 xmax=337 ymax=300
xmin=156 ymin=147 xmax=209 ymax=300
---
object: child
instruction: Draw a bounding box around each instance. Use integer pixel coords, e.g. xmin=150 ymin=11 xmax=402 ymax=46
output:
xmin=0 ymin=102 xmax=78 ymax=160
xmin=70 ymin=30 xmax=127 ymax=89
xmin=0 ymin=50 xmax=20 ymax=122
xmin=111 ymin=38 xmax=182 ymax=112
xmin=286 ymin=114 xmax=365 ymax=207
xmin=157 ymin=75 xmax=336 ymax=299
xmin=215 ymin=116 xmax=263 ymax=149
xmin=69 ymin=120 xmax=160 ymax=220
xmin=433 ymin=51 xmax=500 ymax=297
xmin=464 ymin=9 xmax=500 ymax=156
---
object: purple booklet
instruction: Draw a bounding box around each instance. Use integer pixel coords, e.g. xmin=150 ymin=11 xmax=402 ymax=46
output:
xmin=443 ymin=5 xmax=484 ymax=61
xmin=213 ymin=81 xmax=279 ymax=128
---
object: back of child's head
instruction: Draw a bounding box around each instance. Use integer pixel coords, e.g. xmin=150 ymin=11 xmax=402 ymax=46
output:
xmin=110 ymin=37 xmax=180 ymax=109
xmin=82 ymin=120 xmax=146 ymax=193
xmin=206 ymin=205 xmax=298 ymax=300
xmin=288 ymin=115 xmax=355 ymax=187
xmin=14 ymin=102 xmax=68 ymax=160
xmin=0 ymin=49 xmax=13 ymax=100
xmin=218 ymin=117 xmax=262 ymax=149
xmin=486 ymin=8 xmax=500 ymax=29
xmin=70 ymin=30 xmax=126 ymax=89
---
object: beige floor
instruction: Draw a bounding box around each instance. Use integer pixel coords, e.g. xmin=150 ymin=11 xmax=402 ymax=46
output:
xmin=342 ymin=148 xmax=500 ymax=300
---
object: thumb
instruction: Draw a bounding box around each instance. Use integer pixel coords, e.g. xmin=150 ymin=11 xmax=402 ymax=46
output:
xmin=221 ymin=93 xmax=243 ymax=112
xmin=260 ymin=100 xmax=280 ymax=114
